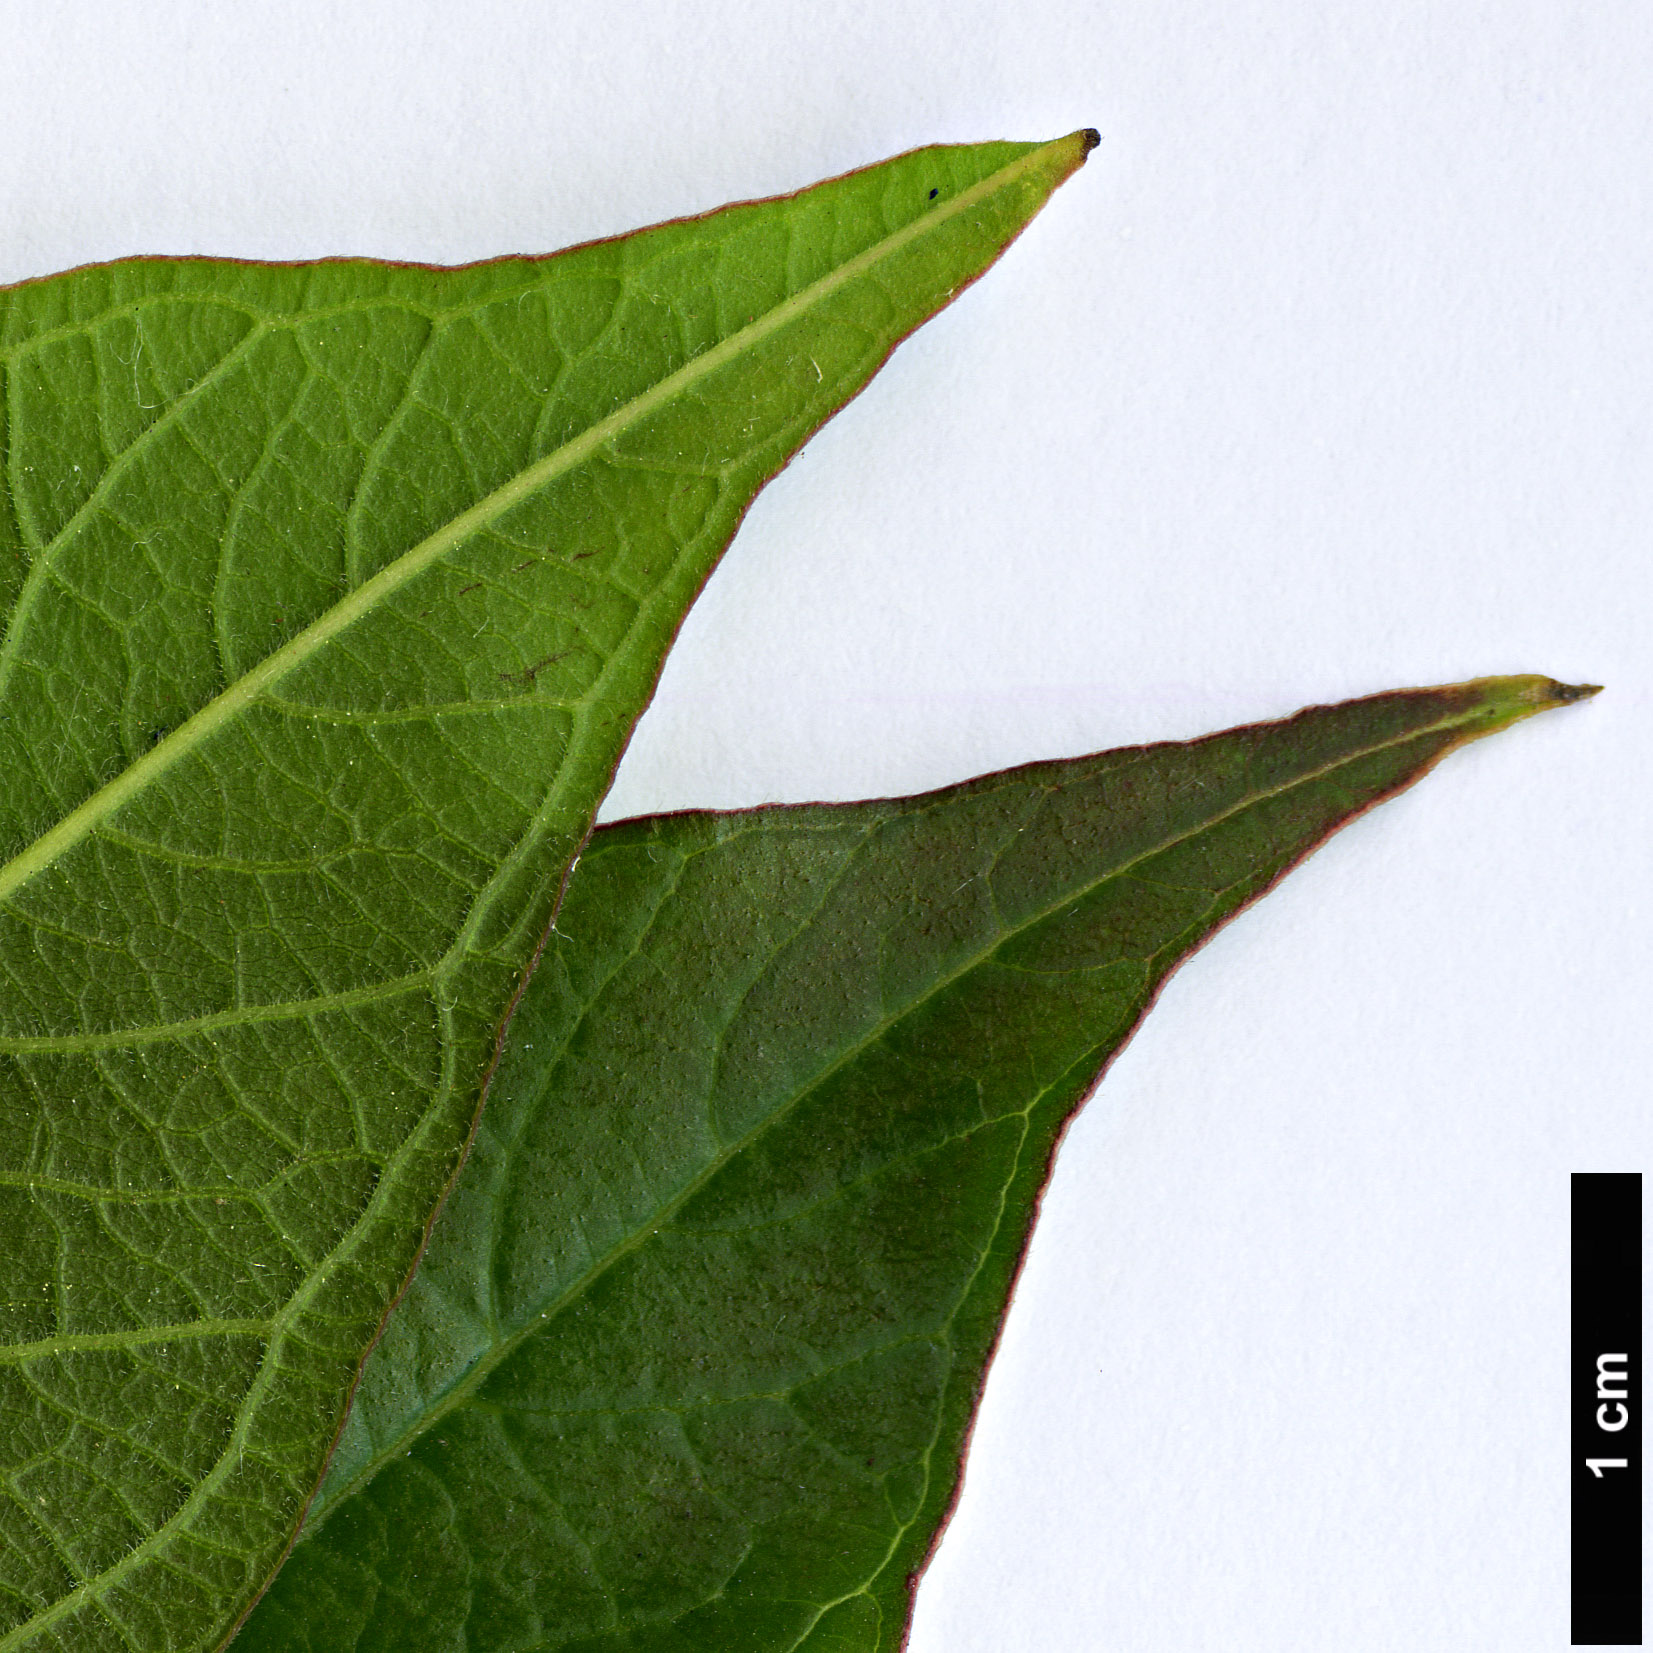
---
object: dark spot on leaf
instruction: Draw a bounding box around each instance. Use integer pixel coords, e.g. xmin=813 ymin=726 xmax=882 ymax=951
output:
xmin=498 ymin=650 xmax=571 ymax=686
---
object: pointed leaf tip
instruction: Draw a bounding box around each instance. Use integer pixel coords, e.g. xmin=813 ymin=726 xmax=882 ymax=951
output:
xmin=1473 ymin=672 xmax=1602 ymax=723
xmin=1548 ymin=679 xmax=1604 ymax=704
xmin=1035 ymin=128 xmax=1101 ymax=180
xmin=1434 ymin=673 xmax=1601 ymax=753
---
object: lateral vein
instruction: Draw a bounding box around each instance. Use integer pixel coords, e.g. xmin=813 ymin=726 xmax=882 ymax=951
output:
xmin=0 ymin=1319 xmax=273 ymax=1367
xmin=0 ymin=968 xmax=435 ymax=1053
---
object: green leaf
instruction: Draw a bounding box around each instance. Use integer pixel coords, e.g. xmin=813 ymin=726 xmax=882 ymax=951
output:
xmin=0 ymin=132 xmax=1094 ymax=1653
xmin=238 ymin=674 xmax=1590 ymax=1653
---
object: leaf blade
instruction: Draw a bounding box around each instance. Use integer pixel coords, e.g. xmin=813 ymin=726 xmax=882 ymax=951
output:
xmin=0 ymin=133 xmax=1093 ymax=1652
xmin=242 ymin=675 xmax=1588 ymax=1652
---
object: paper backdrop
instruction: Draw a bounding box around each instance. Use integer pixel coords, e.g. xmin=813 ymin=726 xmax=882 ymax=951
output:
xmin=1 ymin=3 xmax=1646 ymax=1646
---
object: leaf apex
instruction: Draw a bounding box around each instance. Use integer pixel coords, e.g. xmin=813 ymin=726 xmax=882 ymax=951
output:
xmin=1038 ymin=128 xmax=1102 ymax=178
xmin=1452 ymin=673 xmax=1602 ymax=743
xmin=1551 ymin=678 xmax=1605 ymax=703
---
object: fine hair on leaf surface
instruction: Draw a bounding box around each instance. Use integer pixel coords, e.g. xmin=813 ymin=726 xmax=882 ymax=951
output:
xmin=0 ymin=132 xmax=1095 ymax=1653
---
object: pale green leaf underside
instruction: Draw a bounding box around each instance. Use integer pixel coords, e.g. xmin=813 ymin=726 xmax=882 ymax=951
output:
xmin=0 ymin=133 xmax=1093 ymax=1653
xmin=240 ymin=676 xmax=1582 ymax=1652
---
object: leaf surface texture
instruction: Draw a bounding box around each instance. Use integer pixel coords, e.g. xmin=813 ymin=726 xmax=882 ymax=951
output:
xmin=240 ymin=676 xmax=1583 ymax=1652
xmin=0 ymin=132 xmax=1094 ymax=1652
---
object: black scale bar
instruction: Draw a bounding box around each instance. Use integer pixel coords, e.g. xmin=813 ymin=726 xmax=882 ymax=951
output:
xmin=1574 ymin=1172 xmax=1641 ymax=1645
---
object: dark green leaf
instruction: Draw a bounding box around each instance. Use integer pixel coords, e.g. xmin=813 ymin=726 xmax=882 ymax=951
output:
xmin=241 ymin=674 xmax=1589 ymax=1652
xmin=0 ymin=132 xmax=1094 ymax=1653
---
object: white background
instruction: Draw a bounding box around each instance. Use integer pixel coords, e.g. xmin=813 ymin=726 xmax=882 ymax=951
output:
xmin=1 ymin=4 xmax=1647 ymax=1647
